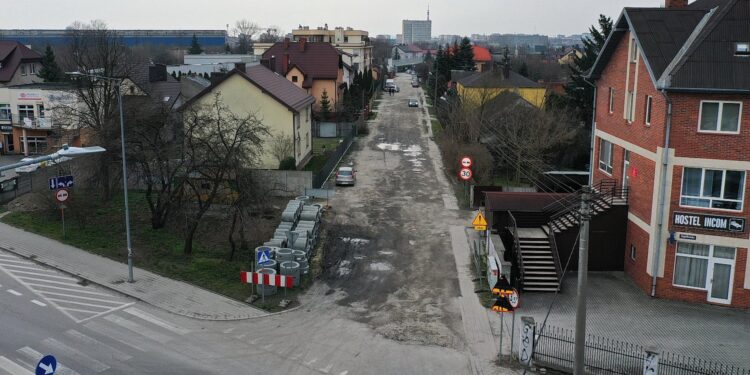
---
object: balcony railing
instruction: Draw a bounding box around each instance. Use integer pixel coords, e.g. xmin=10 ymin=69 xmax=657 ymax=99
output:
xmin=16 ymin=117 xmax=52 ymax=129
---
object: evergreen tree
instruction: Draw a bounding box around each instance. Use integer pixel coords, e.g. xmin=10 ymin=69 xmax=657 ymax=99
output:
xmin=171 ymin=71 xmax=178 ymax=79
xmin=449 ymin=40 xmax=461 ymax=71
xmin=189 ymin=34 xmax=203 ymax=54
xmin=38 ymin=45 xmax=62 ymax=82
xmin=518 ymin=62 xmax=529 ymax=77
xmin=456 ymin=37 xmax=476 ymax=71
xmin=565 ymin=14 xmax=613 ymax=123
xmin=225 ymin=43 xmax=232 ymax=53
xmin=319 ymin=89 xmax=332 ymax=120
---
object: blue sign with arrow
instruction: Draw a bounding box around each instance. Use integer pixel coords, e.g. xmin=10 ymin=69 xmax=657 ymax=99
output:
xmin=36 ymin=354 xmax=57 ymax=375
xmin=49 ymin=175 xmax=74 ymax=190
xmin=256 ymin=248 xmax=272 ymax=266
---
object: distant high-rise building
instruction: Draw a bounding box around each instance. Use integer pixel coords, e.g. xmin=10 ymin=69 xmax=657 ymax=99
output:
xmin=402 ymin=7 xmax=432 ymax=44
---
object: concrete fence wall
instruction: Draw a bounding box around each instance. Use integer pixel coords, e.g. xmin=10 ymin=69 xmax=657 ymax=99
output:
xmin=250 ymin=170 xmax=312 ymax=197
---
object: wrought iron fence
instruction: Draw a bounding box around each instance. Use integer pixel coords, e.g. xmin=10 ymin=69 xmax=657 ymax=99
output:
xmin=533 ymin=324 xmax=749 ymax=375
xmin=312 ymin=123 xmax=355 ymax=188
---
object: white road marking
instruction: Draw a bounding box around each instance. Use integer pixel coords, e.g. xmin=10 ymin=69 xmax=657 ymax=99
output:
xmin=15 ymin=277 xmax=82 ymax=287
xmin=123 ymin=307 xmax=190 ymax=335
xmin=65 ymin=329 xmax=133 ymax=362
xmin=74 ymin=302 xmax=136 ymax=324
xmin=24 ymin=283 xmax=116 ymax=296
xmin=82 ymin=320 xmax=147 ymax=352
xmin=103 ymin=315 xmax=173 ymax=344
xmin=46 ymin=298 xmax=123 ymax=310
xmin=36 ymin=291 xmax=127 ymax=304
xmin=7 ymin=289 xmax=22 ymax=296
xmin=17 ymin=346 xmax=81 ymax=375
xmin=0 ymin=355 xmax=33 ymax=375
xmin=42 ymin=337 xmax=110 ymax=373
xmin=0 ymin=264 xmax=52 ymax=272
xmin=31 ymin=299 xmax=47 ymax=307
xmin=13 ymin=270 xmax=79 ymax=281
xmin=0 ymin=258 xmax=35 ymax=266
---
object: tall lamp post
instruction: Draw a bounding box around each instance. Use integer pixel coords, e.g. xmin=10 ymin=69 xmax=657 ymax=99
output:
xmin=67 ymin=72 xmax=134 ymax=283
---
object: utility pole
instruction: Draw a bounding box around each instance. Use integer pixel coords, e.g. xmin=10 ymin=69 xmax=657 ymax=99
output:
xmin=574 ymin=186 xmax=592 ymax=375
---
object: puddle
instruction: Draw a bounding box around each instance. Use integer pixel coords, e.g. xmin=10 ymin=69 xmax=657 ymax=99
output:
xmin=403 ymin=144 xmax=422 ymax=157
xmin=377 ymin=143 xmax=401 ymax=151
xmin=369 ymin=262 xmax=393 ymax=271
xmin=340 ymin=237 xmax=371 ymax=245
xmin=378 ymin=250 xmax=394 ymax=255
xmin=338 ymin=260 xmax=352 ymax=276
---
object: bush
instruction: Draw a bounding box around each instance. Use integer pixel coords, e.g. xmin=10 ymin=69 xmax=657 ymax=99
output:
xmin=278 ymin=157 xmax=296 ymax=170
xmin=440 ymin=140 xmax=494 ymax=185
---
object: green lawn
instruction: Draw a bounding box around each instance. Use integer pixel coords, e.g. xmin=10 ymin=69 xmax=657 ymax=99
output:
xmin=313 ymin=137 xmax=342 ymax=155
xmin=0 ymin=192 xmax=296 ymax=308
xmin=431 ymin=118 xmax=443 ymax=138
xmin=304 ymin=154 xmax=329 ymax=173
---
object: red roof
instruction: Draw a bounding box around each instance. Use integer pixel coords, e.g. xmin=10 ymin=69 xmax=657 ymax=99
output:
xmin=262 ymin=41 xmax=340 ymax=85
xmin=0 ymin=41 xmax=42 ymax=83
xmin=472 ymin=46 xmax=492 ymax=62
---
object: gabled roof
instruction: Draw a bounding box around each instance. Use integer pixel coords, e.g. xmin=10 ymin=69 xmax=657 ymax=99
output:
xmin=126 ymin=63 xmax=182 ymax=108
xmin=0 ymin=41 xmax=42 ymax=83
xmin=181 ymin=65 xmax=314 ymax=113
xmin=590 ymin=0 xmax=748 ymax=93
xmin=472 ymin=46 xmax=492 ymax=62
xmin=262 ymin=42 xmax=340 ymax=81
xmin=458 ymin=70 xmax=542 ymax=89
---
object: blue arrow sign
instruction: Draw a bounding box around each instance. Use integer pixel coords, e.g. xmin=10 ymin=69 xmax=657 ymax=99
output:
xmin=49 ymin=176 xmax=74 ymax=190
xmin=36 ymin=355 xmax=57 ymax=375
xmin=256 ymin=248 xmax=272 ymax=266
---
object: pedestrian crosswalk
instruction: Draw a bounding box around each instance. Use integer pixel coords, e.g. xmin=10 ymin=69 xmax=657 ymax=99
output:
xmin=0 ymin=250 xmax=134 ymax=323
xmin=0 ymin=307 xmax=192 ymax=375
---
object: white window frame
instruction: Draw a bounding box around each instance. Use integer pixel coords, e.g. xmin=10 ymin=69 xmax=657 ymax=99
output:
xmin=598 ymin=138 xmax=613 ymax=175
xmin=679 ymin=167 xmax=745 ymax=212
xmin=735 ymin=42 xmax=750 ymax=56
xmin=644 ymin=95 xmax=653 ymax=126
xmin=29 ymin=63 xmax=36 ymax=75
xmin=697 ymin=100 xmax=742 ymax=134
xmin=625 ymin=91 xmax=635 ymax=122
xmin=629 ymin=38 xmax=638 ymax=63
xmin=608 ymin=88 xmax=615 ymax=114
xmin=20 ymin=64 xmax=26 ymax=76
xmin=630 ymin=244 xmax=636 ymax=261
xmin=673 ymin=242 xmax=736 ymax=292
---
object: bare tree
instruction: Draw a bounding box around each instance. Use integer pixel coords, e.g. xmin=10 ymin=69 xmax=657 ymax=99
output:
xmin=57 ymin=20 xmax=133 ymax=200
xmin=269 ymin=132 xmax=294 ymax=166
xmin=180 ymin=93 xmax=269 ymax=256
xmin=258 ymin=26 xmax=284 ymax=43
xmin=233 ymin=19 xmax=259 ymax=54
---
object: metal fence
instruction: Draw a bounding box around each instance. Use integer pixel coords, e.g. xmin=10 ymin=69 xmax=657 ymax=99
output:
xmin=533 ymin=324 xmax=750 ymax=375
xmin=312 ymin=123 xmax=356 ymax=188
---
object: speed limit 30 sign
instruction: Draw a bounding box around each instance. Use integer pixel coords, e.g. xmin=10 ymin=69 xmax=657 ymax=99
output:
xmin=459 ymin=167 xmax=473 ymax=181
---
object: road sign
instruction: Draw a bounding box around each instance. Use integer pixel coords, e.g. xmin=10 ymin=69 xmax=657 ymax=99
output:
xmin=472 ymin=211 xmax=488 ymax=231
xmin=459 ymin=167 xmax=472 ymax=181
xmin=241 ymin=272 xmax=295 ymax=288
xmin=461 ymin=156 xmax=473 ymax=168
xmin=508 ymin=288 xmax=520 ymax=309
xmin=48 ymin=175 xmax=74 ymax=190
xmin=36 ymin=355 xmax=57 ymax=375
xmin=55 ymin=189 xmax=69 ymax=203
xmin=256 ymin=249 xmax=272 ymax=266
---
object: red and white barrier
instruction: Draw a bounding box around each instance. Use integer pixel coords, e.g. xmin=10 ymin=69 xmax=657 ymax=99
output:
xmin=240 ymin=272 xmax=295 ymax=288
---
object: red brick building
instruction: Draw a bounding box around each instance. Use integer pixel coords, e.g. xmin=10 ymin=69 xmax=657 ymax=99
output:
xmin=589 ymin=0 xmax=750 ymax=308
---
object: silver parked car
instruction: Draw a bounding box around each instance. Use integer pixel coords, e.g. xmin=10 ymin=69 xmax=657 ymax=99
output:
xmin=335 ymin=166 xmax=356 ymax=186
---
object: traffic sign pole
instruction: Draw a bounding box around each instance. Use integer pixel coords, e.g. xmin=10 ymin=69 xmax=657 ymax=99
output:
xmin=61 ymin=206 xmax=65 ymax=239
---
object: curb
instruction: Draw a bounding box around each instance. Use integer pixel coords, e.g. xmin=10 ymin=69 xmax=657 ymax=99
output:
xmin=0 ymin=242 xmax=304 ymax=321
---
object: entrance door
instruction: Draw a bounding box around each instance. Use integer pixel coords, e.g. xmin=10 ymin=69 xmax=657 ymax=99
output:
xmin=707 ymin=246 xmax=735 ymax=304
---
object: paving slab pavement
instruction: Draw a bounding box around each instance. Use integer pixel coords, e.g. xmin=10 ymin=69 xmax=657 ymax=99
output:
xmin=0 ymin=222 xmax=266 ymax=320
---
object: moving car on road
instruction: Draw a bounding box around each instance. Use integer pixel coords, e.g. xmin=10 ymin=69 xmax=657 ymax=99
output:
xmin=408 ymin=98 xmax=419 ymax=107
xmin=335 ymin=166 xmax=356 ymax=186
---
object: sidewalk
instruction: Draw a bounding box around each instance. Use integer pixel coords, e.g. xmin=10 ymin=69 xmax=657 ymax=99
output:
xmin=0 ymin=222 xmax=267 ymax=320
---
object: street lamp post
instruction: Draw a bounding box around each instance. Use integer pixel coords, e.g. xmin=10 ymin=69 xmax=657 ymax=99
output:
xmin=67 ymin=72 xmax=134 ymax=283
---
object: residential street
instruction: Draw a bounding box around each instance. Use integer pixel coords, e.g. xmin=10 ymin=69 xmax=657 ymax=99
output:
xmin=0 ymin=73 xmax=513 ymax=375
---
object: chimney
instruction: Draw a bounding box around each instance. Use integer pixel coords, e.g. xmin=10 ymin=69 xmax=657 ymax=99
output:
xmin=664 ymin=0 xmax=688 ymax=8
xmin=149 ymin=64 xmax=168 ymax=82
xmin=283 ymin=38 xmax=290 ymax=50
xmin=282 ymin=53 xmax=290 ymax=75
xmin=299 ymin=37 xmax=307 ymax=52
xmin=234 ymin=62 xmax=246 ymax=73
xmin=270 ymin=55 xmax=277 ymax=73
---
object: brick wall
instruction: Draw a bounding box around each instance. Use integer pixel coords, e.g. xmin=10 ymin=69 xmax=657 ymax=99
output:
xmin=624 ymin=221 xmax=652 ymax=293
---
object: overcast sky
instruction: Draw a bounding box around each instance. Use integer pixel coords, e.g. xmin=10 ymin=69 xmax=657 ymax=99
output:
xmin=1 ymin=0 xmax=665 ymax=37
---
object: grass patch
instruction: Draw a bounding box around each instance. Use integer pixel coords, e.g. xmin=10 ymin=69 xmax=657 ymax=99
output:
xmin=0 ymin=191 xmax=312 ymax=309
xmin=313 ymin=137 xmax=342 ymax=155
xmin=304 ymin=154 xmax=329 ymax=173
xmin=431 ymin=118 xmax=443 ymax=139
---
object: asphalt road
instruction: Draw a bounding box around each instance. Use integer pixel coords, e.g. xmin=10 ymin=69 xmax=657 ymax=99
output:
xmin=0 ymin=74 xmax=500 ymax=375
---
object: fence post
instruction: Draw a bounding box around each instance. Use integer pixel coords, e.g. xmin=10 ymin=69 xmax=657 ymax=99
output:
xmin=519 ymin=316 xmax=536 ymax=368
xmin=643 ymin=347 xmax=659 ymax=375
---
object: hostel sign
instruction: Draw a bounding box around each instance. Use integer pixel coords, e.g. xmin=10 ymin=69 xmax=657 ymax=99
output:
xmin=672 ymin=212 xmax=745 ymax=233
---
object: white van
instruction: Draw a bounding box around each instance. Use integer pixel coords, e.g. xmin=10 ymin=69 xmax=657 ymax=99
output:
xmin=384 ymin=79 xmax=395 ymax=90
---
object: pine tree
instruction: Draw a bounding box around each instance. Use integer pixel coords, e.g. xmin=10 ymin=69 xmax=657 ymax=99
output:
xmin=171 ymin=71 xmax=178 ymax=79
xmin=456 ymin=37 xmax=476 ymax=71
xmin=38 ymin=45 xmax=62 ymax=82
xmin=189 ymin=34 xmax=203 ymax=54
xmin=449 ymin=40 xmax=461 ymax=71
xmin=565 ymin=14 xmax=613 ymax=122
xmin=319 ymin=89 xmax=332 ymax=120
xmin=518 ymin=62 xmax=529 ymax=77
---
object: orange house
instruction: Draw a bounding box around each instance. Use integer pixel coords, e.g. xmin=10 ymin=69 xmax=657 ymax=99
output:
xmin=261 ymin=39 xmax=348 ymax=112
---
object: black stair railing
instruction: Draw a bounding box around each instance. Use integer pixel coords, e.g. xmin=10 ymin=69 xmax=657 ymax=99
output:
xmin=507 ymin=210 xmax=524 ymax=290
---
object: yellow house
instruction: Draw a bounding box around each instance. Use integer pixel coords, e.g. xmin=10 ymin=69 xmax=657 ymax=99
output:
xmin=181 ymin=64 xmax=315 ymax=169
xmin=456 ymin=68 xmax=547 ymax=109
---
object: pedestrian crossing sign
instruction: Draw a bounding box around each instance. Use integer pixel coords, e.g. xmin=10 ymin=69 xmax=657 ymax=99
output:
xmin=472 ymin=211 xmax=488 ymax=231
xmin=257 ymin=250 xmax=272 ymax=266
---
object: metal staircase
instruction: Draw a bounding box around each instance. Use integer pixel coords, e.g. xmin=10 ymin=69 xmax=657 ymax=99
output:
xmin=545 ymin=179 xmax=629 ymax=234
xmin=518 ymin=230 xmax=560 ymax=292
